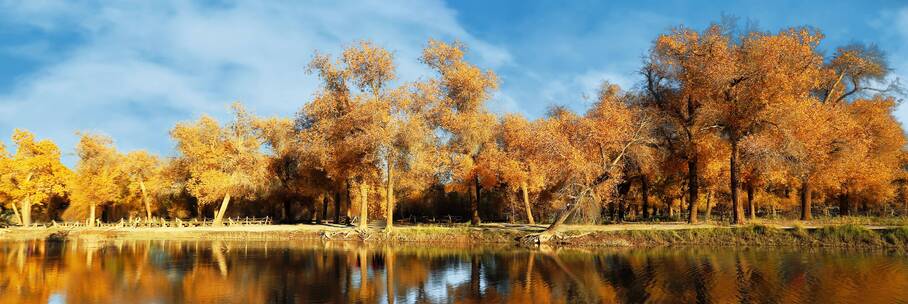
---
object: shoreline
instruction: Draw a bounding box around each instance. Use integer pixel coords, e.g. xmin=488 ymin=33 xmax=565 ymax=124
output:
xmin=2 ymin=223 xmax=906 ymax=248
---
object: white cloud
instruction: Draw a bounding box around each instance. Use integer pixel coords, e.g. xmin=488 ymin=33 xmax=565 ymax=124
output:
xmin=0 ymin=0 xmax=512 ymax=164
xmin=885 ymin=7 xmax=908 ymax=125
xmin=575 ymin=69 xmax=636 ymax=97
xmin=530 ymin=68 xmax=637 ymax=114
xmin=488 ymin=91 xmax=520 ymax=115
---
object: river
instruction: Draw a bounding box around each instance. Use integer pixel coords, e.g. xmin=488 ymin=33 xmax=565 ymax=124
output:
xmin=0 ymin=239 xmax=906 ymax=303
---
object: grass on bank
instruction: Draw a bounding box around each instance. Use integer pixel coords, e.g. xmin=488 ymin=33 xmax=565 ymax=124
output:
xmin=574 ymin=223 xmax=908 ymax=248
xmin=2 ymin=217 xmax=907 ymax=248
xmin=749 ymin=216 xmax=908 ymax=227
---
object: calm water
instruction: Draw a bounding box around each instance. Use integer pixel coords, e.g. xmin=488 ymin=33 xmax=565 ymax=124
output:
xmin=0 ymin=240 xmax=906 ymax=303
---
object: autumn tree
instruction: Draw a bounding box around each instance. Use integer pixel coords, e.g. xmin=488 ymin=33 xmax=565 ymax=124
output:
xmin=0 ymin=143 xmax=14 ymax=221
xmin=380 ymin=83 xmax=441 ymax=230
xmin=254 ymin=116 xmax=322 ymax=223
xmin=70 ymin=133 xmax=122 ymax=226
xmin=813 ymin=43 xmax=903 ymax=216
xmin=156 ymin=156 xmax=197 ymax=219
xmin=296 ymin=52 xmax=355 ymax=225
xmin=697 ymin=137 xmax=730 ymax=222
xmin=171 ymin=103 xmax=268 ymax=226
xmin=821 ymin=44 xmax=897 ymax=104
xmin=530 ymin=84 xmax=653 ymax=239
xmin=613 ymin=133 xmax=657 ymax=223
xmin=643 ymin=25 xmax=729 ymax=224
xmin=768 ymin=100 xmax=849 ymax=220
xmin=421 ymin=40 xmax=499 ymax=226
xmin=341 ymin=41 xmax=397 ymax=229
xmin=702 ymin=27 xmax=825 ymax=224
xmin=0 ymin=130 xmax=70 ymax=226
xmin=737 ymin=135 xmax=783 ymax=220
xmin=496 ymin=114 xmax=548 ymax=224
xmin=299 ymin=41 xmax=396 ymax=229
xmin=832 ymin=98 xmax=905 ymax=215
xmin=120 ymin=151 xmax=163 ymax=219
xmin=3 ymin=26 xmax=908 ymax=227
xmin=0 ymin=143 xmax=9 ymax=221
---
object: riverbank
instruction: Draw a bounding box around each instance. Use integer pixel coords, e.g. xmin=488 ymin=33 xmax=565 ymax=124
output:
xmin=1 ymin=222 xmax=906 ymax=248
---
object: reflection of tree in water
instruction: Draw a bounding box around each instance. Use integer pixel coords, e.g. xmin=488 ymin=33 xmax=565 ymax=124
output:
xmin=1 ymin=241 xmax=907 ymax=303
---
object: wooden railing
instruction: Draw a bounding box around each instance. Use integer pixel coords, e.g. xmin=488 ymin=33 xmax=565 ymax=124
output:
xmin=34 ymin=217 xmax=274 ymax=228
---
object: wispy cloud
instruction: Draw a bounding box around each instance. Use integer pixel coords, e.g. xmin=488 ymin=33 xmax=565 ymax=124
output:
xmin=0 ymin=1 xmax=511 ymax=164
xmin=2 ymin=0 xmax=906 ymax=164
xmin=878 ymin=6 xmax=908 ymax=123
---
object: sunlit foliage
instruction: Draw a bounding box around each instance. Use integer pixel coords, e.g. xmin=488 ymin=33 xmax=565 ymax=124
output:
xmin=1 ymin=20 xmax=906 ymax=228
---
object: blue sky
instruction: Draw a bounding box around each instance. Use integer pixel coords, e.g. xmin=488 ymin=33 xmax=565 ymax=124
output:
xmin=1 ymin=0 xmax=907 ymax=165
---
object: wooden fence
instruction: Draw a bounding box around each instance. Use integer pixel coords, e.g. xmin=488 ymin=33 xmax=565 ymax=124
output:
xmin=31 ymin=217 xmax=274 ymax=228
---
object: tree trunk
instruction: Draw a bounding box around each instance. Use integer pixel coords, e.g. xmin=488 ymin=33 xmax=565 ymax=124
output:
xmin=344 ymin=179 xmax=353 ymax=225
xmin=386 ymin=162 xmax=395 ymax=231
xmin=746 ymin=183 xmax=755 ymax=220
xmin=545 ymin=193 xmax=586 ymax=233
xmin=540 ymin=148 xmax=626 ymax=235
xmin=20 ymin=198 xmax=31 ymax=227
xmin=839 ymin=191 xmax=851 ymax=216
xmin=213 ymin=193 xmax=231 ymax=226
xmin=641 ymin=175 xmax=650 ymax=220
xmin=345 ymin=180 xmax=353 ymax=225
xmin=10 ymin=200 xmax=22 ymax=225
xmin=471 ymin=175 xmax=481 ymax=226
xmin=521 ymin=182 xmax=535 ymax=225
xmin=283 ymin=200 xmax=293 ymax=224
xmin=139 ymin=179 xmax=153 ymax=220
xmin=507 ymin=191 xmax=516 ymax=224
xmin=680 ymin=193 xmax=686 ymax=220
xmin=687 ymin=158 xmax=699 ymax=224
xmin=321 ymin=193 xmax=329 ymax=223
xmin=310 ymin=196 xmax=319 ymax=223
xmin=358 ymin=183 xmax=369 ymax=229
xmin=730 ymin=140 xmax=744 ymax=224
xmin=89 ymin=203 xmax=96 ymax=227
xmin=800 ymin=178 xmax=811 ymax=221
xmin=15 ymin=174 xmax=33 ymax=226
xmin=705 ymin=189 xmax=713 ymax=223
xmin=616 ymin=181 xmax=631 ymax=223
xmin=334 ymin=190 xmax=342 ymax=224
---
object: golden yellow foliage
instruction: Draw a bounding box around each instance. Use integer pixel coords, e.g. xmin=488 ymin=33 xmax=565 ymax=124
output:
xmin=171 ymin=103 xmax=268 ymax=225
xmin=421 ymin=39 xmax=499 ymax=225
xmin=0 ymin=129 xmax=70 ymax=226
xmin=68 ymin=133 xmax=122 ymax=225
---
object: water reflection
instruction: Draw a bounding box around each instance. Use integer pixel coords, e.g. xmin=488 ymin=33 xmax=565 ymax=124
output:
xmin=0 ymin=239 xmax=906 ymax=303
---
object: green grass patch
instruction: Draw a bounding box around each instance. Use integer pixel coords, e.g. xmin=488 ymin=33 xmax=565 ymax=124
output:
xmin=585 ymin=224 xmax=905 ymax=248
xmin=814 ymin=224 xmax=879 ymax=246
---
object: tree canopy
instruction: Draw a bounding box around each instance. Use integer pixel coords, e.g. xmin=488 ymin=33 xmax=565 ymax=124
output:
xmin=2 ymin=21 xmax=906 ymax=229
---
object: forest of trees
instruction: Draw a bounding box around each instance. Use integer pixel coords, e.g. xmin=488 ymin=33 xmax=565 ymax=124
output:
xmin=2 ymin=23 xmax=907 ymax=230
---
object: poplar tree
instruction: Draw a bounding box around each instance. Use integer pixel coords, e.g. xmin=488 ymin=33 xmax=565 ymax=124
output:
xmin=0 ymin=130 xmax=70 ymax=226
xmin=421 ymin=40 xmax=499 ymax=226
xmin=70 ymin=133 xmax=122 ymax=226
xmin=171 ymin=103 xmax=268 ymax=226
